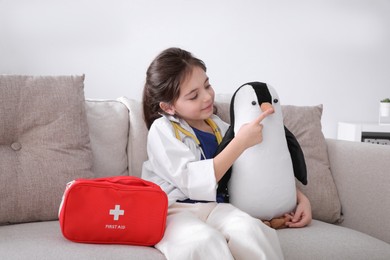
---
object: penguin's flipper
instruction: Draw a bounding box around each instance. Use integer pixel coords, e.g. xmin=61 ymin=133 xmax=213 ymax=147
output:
xmin=215 ymin=125 xmax=234 ymax=201
xmin=284 ymin=126 xmax=308 ymax=185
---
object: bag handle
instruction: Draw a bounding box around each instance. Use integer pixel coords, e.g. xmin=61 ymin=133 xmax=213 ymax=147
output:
xmin=78 ymin=176 xmax=157 ymax=188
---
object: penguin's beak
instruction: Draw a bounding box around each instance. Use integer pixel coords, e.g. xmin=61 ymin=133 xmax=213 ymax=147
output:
xmin=260 ymin=102 xmax=275 ymax=114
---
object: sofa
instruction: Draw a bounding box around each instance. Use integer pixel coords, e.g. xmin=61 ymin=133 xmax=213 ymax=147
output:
xmin=0 ymin=75 xmax=389 ymax=260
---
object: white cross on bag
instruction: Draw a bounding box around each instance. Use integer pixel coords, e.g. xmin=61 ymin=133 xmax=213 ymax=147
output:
xmin=109 ymin=205 xmax=125 ymax=221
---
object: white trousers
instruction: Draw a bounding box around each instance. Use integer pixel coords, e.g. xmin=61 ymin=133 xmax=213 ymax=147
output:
xmin=155 ymin=202 xmax=284 ymax=260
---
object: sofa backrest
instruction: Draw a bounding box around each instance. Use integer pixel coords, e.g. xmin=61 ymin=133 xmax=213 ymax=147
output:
xmin=117 ymin=97 xmax=149 ymax=178
xmin=0 ymin=75 xmax=340 ymax=226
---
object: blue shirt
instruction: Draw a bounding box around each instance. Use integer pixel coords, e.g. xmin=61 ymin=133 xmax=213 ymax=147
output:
xmin=191 ymin=127 xmax=218 ymax=160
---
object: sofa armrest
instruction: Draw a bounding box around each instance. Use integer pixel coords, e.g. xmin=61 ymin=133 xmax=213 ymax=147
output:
xmin=326 ymin=139 xmax=390 ymax=243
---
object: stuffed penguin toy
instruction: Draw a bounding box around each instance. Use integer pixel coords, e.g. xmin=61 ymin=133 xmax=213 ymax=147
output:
xmin=216 ymin=82 xmax=307 ymax=221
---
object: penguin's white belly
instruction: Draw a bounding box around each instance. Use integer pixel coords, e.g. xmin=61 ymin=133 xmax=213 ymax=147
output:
xmin=228 ymin=129 xmax=297 ymax=220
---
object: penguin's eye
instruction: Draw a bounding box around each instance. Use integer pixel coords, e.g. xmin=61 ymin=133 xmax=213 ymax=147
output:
xmin=273 ymin=99 xmax=278 ymax=104
xmin=251 ymin=101 xmax=257 ymax=106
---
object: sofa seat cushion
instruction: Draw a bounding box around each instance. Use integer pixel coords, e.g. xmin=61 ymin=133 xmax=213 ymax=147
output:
xmin=277 ymin=220 xmax=390 ymax=260
xmin=0 ymin=221 xmax=165 ymax=260
xmin=0 ymin=75 xmax=94 ymax=224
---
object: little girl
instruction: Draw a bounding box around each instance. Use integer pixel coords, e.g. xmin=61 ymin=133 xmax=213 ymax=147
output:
xmin=141 ymin=47 xmax=311 ymax=260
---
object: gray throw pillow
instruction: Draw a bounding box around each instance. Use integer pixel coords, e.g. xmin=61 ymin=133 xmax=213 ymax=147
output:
xmin=0 ymin=75 xmax=94 ymax=224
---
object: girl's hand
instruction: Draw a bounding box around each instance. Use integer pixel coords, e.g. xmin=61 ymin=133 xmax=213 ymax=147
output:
xmin=235 ymin=108 xmax=274 ymax=149
xmin=285 ymin=189 xmax=312 ymax=228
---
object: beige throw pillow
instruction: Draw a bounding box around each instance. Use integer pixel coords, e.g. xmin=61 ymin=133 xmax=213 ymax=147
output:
xmin=282 ymin=105 xmax=342 ymax=223
xmin=0 ymin=75 xmax=94 ymax=224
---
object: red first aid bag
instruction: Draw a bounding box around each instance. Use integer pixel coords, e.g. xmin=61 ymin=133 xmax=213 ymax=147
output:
xmin=59 ymin=176 xmax=168 ymax=246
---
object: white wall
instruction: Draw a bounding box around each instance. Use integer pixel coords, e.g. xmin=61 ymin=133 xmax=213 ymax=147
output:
xmin=1 ymin=0 xmax=389 ymax=138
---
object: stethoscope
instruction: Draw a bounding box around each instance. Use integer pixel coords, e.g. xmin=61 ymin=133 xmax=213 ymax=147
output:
xmin=171 ymin=118 xmax=223 ymax=159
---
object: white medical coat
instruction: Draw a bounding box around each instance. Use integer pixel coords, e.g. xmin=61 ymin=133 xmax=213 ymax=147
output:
xmin=142 ymin=114 xmax=229 ymax=206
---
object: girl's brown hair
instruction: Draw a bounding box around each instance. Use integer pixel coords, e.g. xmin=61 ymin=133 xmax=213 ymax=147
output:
xmin=142 ymin=47 xmax=207 ymax=129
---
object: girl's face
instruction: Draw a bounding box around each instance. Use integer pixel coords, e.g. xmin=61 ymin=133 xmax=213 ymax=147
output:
xmin=161 ymin=66 xmax=215 ymax=127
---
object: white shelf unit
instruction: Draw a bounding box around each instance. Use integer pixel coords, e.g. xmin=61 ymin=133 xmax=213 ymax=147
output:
xmin=337 ymin=122 xmax=390 ymax=145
